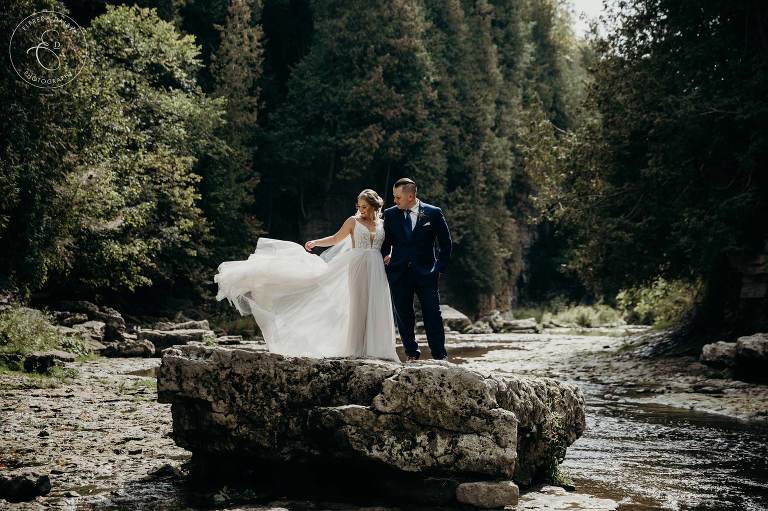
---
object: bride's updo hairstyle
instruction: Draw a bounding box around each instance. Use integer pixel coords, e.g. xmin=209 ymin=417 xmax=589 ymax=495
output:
xmin=357 ymin=189 xmax=384 ymax=219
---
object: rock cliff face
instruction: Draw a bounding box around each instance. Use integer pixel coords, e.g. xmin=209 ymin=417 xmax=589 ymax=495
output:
xmin=157 ymin=345 xmax=585 ymax=506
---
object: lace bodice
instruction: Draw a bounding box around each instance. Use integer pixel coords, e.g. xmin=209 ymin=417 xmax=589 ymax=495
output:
xmin=352 ymin=219 xmax=384 ymax=250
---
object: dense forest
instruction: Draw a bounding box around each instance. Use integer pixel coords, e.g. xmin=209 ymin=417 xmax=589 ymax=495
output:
xmin=2 ymin=0 xmax=766 ymax=344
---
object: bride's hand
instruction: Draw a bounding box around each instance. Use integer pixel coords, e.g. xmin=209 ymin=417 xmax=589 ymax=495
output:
xmin=383 ymin=255 xmax=391 ymax=265
xmin=304 ymin=240 xmax=316 ymax=252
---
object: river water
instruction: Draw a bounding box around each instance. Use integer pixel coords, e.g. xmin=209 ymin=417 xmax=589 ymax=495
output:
xmin=562 ymin=387 xmax=768 ymax=510
xmin=451 ymin=334 xmax=768 ymax=511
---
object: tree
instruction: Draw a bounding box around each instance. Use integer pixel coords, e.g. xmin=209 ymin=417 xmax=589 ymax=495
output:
xmin=1 ymin=3 xmax=231 ymax=299
xmin=201 ymin=0 xmax=266 ymax=263
xmin=262 ymin=0 xmax=445 ymax=234
xmin=537 ymin=0 xmax=768 ymax=338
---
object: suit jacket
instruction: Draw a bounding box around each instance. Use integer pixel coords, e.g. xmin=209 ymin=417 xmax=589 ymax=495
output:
xmin=380 ymin=201 xmax=452 ymax=284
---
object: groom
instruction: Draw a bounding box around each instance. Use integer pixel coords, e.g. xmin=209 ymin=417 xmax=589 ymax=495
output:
xmin=381 ymin=178 xmax=452 ymax=361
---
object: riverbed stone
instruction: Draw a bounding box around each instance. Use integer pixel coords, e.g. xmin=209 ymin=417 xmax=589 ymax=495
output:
xmin=0 ymin=468 xmax=51 ymax=502
xmin=466 ymin=321 xmax=494 ymax=334
xmin=157 ymin=345 xmax=585 ymax=504
xmin=441 ymin=305 xmax=473 ymax=332
xmin=154 ymin=319 xmax=211 ymax=331
xmin=104 ymin=339 xmax=155 ymax=358
xmin=51 ymin=311 xmax=89 ymax=327
xmin=499 ymin=318 xmax=540 ymax=333
xmin=215 ymin=335 xmax=244 ymax=345
xmin=700 ymin=341 xmax=737 ymax=368
xmin=735 ymin=333 xmax=768 ymax=381
xmin=23 ymin=350 xmax=76 ymax=373
xmin=456 ymin=480 xmax=519 ymax=508
xmin=138 ymin=328 xmax=215 ymax=355
xmin=479 ymin=310 xmax=505 ymax=332
xmin=71 ymin=320 xmax=106 ymax=341
xmin=49 ymin=300 xmax=127 ymax=342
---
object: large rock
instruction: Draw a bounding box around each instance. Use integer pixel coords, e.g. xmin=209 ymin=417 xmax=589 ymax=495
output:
xmin=735 ymin=333 xmax=768 ymax=381
xmin=456 ymin=480 xmax=519 ymax=509
xmin=49 ymin=300 xmax=126 ymax=342
xmin=735 ymin=333 xmax=768 ymax=360
xmin=104 ymin=339 xmax=155 ymax=358
xmin=701 ymin=333 xmax=768 ymax=381
xmin=71 ymin=320 xmax=106 ymax=342
xmin=138 ymin=328 xmax=215 ymax=355
xmin=700 ymin=341 xmax=737 ymax=368
xmin=441 ymin=305 xmax=473 ymax=333
xmin=158 ymin=346 xmax=585 ymax=505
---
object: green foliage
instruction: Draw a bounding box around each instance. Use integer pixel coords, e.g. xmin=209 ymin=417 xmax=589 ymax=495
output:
xmin=544 ymin=303 xmax=624 ymax=328
xmin=617 ymin=278 xmax=703 ymax=328
xmin=514 ymin=298 xmax=624 ymax=327
xmin=0 ymin=306 xmax=88 ymax=380
xmin=0 ymin=3 xmax=257 ymax=298
xmin=265 ymin=0 xmax=445 ymax=206
xmin=0 ymin=364 xmax=79 ymax=390
xmin=204 ymin=0 xmax=266 ymax=263
xmin=60 ymin=335 xmax=91 ymax=358
xmin=0 ymin=307 xmax=62 ymax=356
xmin=2 ymin=0 xmax=593 ymax=315
xmin=68 ymin=4 xmax=221 ymax=293
xmin=421 ymin=0 xmax=511 ymax=309
xmin=531 ymin=0 xmax=768 ymax=306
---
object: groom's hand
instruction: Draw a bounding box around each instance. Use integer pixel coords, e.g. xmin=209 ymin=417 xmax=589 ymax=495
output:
xmin=383 ymin=255 xmax=391 ymax=265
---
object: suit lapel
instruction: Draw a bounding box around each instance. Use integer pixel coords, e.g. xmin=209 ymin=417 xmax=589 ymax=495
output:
xmin=412 ymin=203 xmax=426 ymax=234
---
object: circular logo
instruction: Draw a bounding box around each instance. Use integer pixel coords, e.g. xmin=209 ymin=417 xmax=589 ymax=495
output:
xmin=8 ymin=10 xmax=88 ymax=89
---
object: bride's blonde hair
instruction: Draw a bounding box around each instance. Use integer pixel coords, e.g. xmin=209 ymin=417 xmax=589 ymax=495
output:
xmin=356 ymin=189 xmax=384 ymax=220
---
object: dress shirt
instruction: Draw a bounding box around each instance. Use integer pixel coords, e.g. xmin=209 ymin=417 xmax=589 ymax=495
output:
xmin=404 ymin=200 xmax=420 ymax=230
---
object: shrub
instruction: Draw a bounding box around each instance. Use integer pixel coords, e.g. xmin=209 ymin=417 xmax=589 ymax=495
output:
xmin=0 ymin=306 xmax=91 ymax=374
xmin=617 ymin=277 xmax=702 ymax=327
xmin=517 ymin=299 xmax=624 ymax=328
xmin=0 ymin=307 xmax=61 ymax=355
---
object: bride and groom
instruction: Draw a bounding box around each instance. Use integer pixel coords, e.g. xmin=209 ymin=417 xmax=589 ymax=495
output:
xmin=214 ymin=178 xmax=452 ymax=363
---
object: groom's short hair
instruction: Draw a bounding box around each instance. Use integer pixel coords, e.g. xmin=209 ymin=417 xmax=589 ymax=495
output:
xmin=394 ymin=177 xmax=417 ymax=195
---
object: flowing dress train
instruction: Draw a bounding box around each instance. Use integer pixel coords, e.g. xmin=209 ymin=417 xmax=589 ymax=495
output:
xmin=213 ymin=219 xmax=399 ymax=362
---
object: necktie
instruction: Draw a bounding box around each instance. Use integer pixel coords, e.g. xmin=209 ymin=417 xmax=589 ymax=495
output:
xmin=404 ymin=210 xmax=413 ymax=238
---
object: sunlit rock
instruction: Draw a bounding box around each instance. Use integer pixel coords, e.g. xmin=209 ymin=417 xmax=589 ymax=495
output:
xmin=158 ymin=345 xmax=585 ymax=506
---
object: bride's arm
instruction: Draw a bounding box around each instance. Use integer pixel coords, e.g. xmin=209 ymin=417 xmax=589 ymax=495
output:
xmin=304 ymin=217 xmax=355 ymax=251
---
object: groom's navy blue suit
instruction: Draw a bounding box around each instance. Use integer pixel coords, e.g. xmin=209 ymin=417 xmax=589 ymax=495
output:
xmin=380 ymin=201 xmax=452 ymax=359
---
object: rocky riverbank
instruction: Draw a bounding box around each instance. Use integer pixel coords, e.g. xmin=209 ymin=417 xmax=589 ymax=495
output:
xmin=2 ymin=320 xmax=767 ymax=509
xmin=157 ymin=346 xmax=586 ymax=507
xmin=0 ymin=356 xmax=189 ymax=509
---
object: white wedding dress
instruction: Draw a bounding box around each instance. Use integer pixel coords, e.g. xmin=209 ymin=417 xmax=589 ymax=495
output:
xmin=214 ymin=218 xmax=399 ymax=362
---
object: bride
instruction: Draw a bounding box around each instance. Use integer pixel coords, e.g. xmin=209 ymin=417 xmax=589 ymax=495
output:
xmin=213 ymin=189 xmax=400 ymax=362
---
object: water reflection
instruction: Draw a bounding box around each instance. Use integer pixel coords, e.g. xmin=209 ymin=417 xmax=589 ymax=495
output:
xmin=465 ymin=348 xmax=768 ymax=510
xmin=561 ymin=392 xmax=768 ymax=510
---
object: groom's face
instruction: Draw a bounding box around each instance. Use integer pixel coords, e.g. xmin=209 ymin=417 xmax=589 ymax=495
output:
xmin=393 ymin=186 xmax=416 ymax=210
